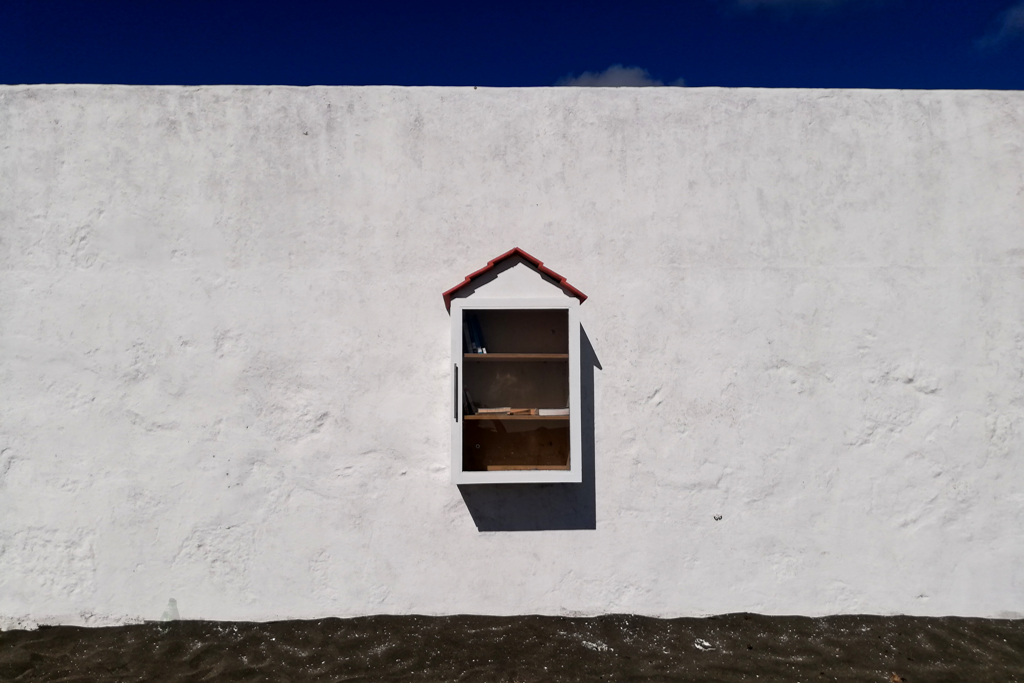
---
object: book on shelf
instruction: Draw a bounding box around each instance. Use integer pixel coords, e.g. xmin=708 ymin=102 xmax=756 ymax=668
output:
xmin=466 ymin=314 xmax=487 ymax=353
xmin=463 ymin=323 xmax=476 ymax=354
xmin=463 ymin=390 xmax=477 ymax=415
xmin=538 ymin=408 xmax=569 ymax=416
xmin=476 ymin=407 xmax=512 ymax=414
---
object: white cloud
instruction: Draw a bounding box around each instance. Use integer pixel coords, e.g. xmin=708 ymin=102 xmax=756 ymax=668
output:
xmin=978 ymin=1 xmax=1024 ymax=49
xmin=556 ymin=65 xmax=685 ymax=87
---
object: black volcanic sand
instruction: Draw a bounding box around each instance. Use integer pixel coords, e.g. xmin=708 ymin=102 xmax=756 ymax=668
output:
xmin=2 ymin=614 xmax=1023 ymax=682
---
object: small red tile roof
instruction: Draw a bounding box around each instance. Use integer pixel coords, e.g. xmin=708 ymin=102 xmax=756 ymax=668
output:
xmin=442 ymin=247 xmax=588 ymax=311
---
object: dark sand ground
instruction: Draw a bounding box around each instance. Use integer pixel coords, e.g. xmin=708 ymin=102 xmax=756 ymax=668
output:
xmin=2 ymin=614 xmax=1022 ymax=682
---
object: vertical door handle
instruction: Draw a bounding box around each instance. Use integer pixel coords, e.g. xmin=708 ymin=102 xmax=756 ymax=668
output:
xmin=453 ymin=365 xmax=459 ymax=422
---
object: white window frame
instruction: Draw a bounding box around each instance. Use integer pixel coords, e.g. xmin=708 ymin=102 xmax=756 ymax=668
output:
xmin=450 ymin=296 xmax=581 ymax=484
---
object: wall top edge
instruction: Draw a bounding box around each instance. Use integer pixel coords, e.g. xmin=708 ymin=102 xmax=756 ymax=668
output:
xmin=0 ymin=83 xmax=1021 ymax=96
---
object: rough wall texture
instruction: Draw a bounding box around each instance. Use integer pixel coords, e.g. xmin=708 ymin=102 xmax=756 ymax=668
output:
xmin=1 ymin=85 xmax=1023 ymax=627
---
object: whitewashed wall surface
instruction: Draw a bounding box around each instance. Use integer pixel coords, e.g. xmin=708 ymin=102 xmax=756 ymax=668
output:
xmin=1 ymin=85 xmax=1023 ymax=628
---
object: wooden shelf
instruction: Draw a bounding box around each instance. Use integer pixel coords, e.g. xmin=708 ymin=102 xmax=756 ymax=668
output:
xmin=465 ymin=414 xmax=569 ymax=421
xmin=464 ymin=353 xmax=568 ymax=361
xmin=484 ymin=465 xmax=570 ymax=471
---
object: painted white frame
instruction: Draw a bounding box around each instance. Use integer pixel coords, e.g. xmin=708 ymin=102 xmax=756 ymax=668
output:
xmin=451 ymin=296 xmax=581 ymax=484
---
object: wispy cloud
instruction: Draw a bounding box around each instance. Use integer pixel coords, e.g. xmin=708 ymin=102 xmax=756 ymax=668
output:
xmin=556 ymin=65 xmax=685 ymax=87
xmin=977 ymin=1 xmax=1024 ymax=50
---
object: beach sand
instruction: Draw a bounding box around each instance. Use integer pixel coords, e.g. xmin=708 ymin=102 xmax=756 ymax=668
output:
xmin=2 ymin=613 xmax=1022 ymax=681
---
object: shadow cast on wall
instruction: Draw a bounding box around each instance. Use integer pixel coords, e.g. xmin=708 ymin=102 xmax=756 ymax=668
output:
xmin=458 ymin=327 xmax=601 ymax=531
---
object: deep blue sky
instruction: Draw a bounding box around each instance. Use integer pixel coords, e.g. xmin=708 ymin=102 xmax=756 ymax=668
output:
xmin=1 ymin=0 xmax=1022 ymax=89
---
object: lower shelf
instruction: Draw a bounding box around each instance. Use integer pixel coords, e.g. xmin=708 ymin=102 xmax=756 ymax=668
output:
xmin=465 ymin=414 xmax=568 ymax=420
xmin=484 ymin=464 xmax=571 ymax=471
xmin=463 ymin=421 xmax=569 ymax=472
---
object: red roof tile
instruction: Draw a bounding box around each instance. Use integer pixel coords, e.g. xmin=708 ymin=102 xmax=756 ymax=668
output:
xmin=442 ymin=248 xmax=588 ymax=311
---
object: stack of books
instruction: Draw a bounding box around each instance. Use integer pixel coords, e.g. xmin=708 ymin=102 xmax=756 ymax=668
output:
xmin=474 ymin=407 xmax=569 ymax=416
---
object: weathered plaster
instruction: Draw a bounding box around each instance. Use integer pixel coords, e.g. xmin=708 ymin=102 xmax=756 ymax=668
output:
xmin=1 ymin=85 xmax=1022 ymax=626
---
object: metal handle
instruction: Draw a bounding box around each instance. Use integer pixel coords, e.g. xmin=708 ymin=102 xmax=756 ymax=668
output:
xmin=453 ymin=365 xmax=459 ymax=422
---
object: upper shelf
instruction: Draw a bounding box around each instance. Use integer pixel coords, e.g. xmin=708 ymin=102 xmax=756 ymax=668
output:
xmin=463 ymin=353 xmax=568 ymax=361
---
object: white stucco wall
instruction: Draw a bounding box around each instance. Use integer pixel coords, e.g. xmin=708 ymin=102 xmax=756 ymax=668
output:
xmin=1 ymin=85 xmax=1023 ymax=627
